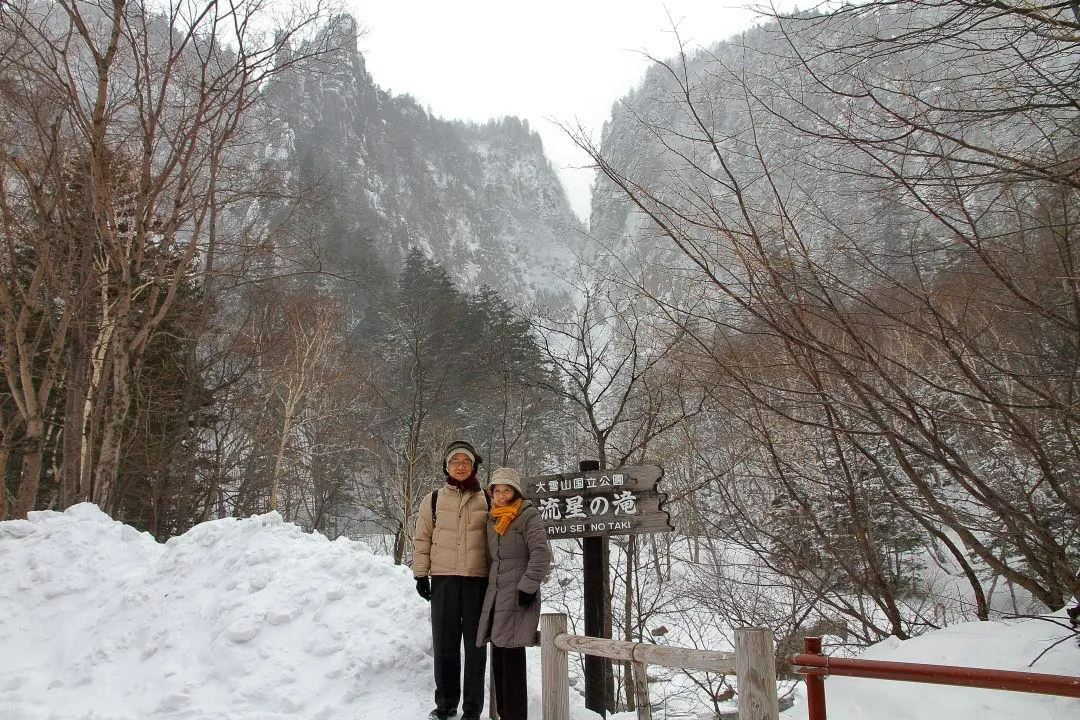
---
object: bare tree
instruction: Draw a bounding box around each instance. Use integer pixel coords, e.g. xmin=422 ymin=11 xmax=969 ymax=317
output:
xmin=532 ymin=268 xmax=707 ymax=709
xmin=572 ymin=0 xmax=1080 ymax=639
xmin=0 ymin=0 xmax=340 ymax=519
xmin=532 ymin=270 xmax=703 ymax=469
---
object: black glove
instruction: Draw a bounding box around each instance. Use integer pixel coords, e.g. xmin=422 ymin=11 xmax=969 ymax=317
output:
xmin=415 ymin=577 xmax=432 ymax=601
xmin=517 ymin=589 xmax=537 ymax=607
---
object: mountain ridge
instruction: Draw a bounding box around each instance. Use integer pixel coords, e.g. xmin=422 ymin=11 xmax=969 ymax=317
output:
xmin=262 ymin=14 xmax=588 ymax=304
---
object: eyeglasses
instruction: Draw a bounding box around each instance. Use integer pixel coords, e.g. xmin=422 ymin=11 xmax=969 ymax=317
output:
xmin=448 ymin=457 xmax=473 ymax=467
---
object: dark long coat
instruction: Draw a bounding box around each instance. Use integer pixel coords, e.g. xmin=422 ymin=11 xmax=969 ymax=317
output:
xmin=476 ymin=501 xmax=553 ymax=648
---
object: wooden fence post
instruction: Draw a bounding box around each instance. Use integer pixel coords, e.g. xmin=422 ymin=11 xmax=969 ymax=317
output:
xmin=541 ymin=613 xmax=570 ymax=720
xmin=734 ymin=627 xmax=780 ymax=720
xmin=629 ymin=651 xmax=653 ymax=720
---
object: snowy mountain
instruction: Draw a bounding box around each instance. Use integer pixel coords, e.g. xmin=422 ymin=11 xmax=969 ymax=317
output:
xmin=261 ymin=14 xmax=587 ymax=303
xmin=586 ymin=7 xmax=1015 ymax=292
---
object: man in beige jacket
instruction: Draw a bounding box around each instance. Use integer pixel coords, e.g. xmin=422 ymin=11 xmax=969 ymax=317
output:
xmin=413 ymin=440 xmax=490 ymax=720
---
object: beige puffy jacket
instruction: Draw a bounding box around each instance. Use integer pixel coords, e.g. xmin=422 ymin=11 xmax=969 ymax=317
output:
xmin=412 ymin=483 xmax=490 ymax=578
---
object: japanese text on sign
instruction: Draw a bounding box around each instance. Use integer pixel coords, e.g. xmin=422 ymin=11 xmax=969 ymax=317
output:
xmin=531 ymin=473 xmax=627 ymax=494
xmin=521 ymin=466 xmax=671 ymax=538
xmin=536 ymin=491 xmax=638 ymax=521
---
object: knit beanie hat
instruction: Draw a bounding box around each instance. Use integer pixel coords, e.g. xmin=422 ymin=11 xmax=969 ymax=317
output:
xmin=443 ymin=440 xmax=482 ymax=474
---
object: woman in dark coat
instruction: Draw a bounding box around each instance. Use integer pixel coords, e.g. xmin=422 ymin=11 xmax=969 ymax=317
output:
xmin=476 ymin=467 xmax=553 ymax=720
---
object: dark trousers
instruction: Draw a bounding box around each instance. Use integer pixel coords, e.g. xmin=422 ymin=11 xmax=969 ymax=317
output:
xmin=491 ymin=645 xmax=528 ymax=720
xmin=431 ymin=575 xmax=488 ymax=717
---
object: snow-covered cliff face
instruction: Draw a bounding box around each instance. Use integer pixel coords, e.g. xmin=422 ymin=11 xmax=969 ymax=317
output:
xmin=586 ymin=8 xmax=1016 ymax=295
xmin=263 ymin=14 xmax=586 ymax=302
xmin=586 ymin=23 xmax=830 ymax=295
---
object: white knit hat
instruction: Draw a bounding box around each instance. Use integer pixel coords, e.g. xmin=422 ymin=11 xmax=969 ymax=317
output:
xmin=445 ymin=446 xmax=475 ymax=465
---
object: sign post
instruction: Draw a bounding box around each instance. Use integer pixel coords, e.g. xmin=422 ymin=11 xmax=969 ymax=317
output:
xmin=522 ymin=463 xmax=672 ymax=716
xmin=578 ymin=460 xmax=610 ymax=717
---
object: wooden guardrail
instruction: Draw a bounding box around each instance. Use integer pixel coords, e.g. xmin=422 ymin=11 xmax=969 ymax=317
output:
xmin=539 ymin=613 xmax=779 ymax=720
xmin=793 ymin=635 xmax=1080 ymax=720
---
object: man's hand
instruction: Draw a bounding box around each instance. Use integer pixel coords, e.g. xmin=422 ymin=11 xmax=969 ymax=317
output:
xmin=415 ymin=576 xmax=432 ymax=601
xmin=517 ymin=589 xmax=536 ymax=607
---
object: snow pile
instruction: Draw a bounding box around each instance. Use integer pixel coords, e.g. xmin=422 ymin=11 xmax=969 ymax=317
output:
xmin=0 ymin=504 xmax=431 ymax=720
xmin=1 ymin=503 xmax=1077 ymax=720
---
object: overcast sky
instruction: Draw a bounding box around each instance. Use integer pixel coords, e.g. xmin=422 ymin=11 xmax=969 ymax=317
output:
xmin=345 ymin=1 xmax=780 ymax=221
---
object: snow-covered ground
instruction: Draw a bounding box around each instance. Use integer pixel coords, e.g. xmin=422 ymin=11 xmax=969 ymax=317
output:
xmin=1 ymin=504 xmax=1077 ymax=719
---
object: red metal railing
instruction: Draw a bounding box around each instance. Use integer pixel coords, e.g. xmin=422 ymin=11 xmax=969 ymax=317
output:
xmin=792 ymin=636 xmax=1080 ymax=720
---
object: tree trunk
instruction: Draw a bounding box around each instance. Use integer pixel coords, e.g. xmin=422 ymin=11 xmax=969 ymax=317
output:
xmin=15 ymin=419 xmax=45 ymax=517
xmin=269 ymin=398 xmax=298 ymax=513
xmin=92 ymin=347 xmax=131 ymax=514
xmin=0 ymin=419 xmax=12 ymax=520
xmin=393 ymin=518 xmax=408 ymax=567
xmin=60 ymin=333 xmax=90 ymax=508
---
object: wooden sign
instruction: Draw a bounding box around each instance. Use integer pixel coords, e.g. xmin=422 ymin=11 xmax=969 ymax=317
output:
xmin=521 ymin=465 xmax=672 ymax=539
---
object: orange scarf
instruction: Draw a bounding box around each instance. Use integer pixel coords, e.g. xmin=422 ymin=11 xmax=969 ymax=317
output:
xmin=491 ymin=498 xmax=523 ymax=535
